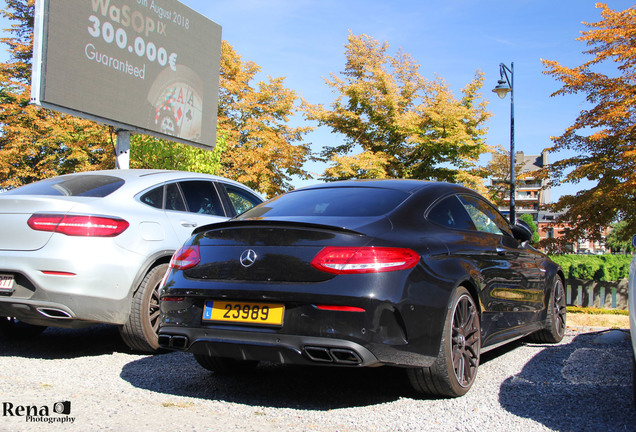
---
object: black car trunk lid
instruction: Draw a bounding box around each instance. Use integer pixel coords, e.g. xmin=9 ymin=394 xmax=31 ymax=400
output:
xmin=186 ymin=220 xmax=383 ymax=283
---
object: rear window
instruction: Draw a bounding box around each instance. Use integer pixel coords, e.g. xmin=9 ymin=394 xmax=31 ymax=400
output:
xmin=239 ymin=187 xmax=409 ymax=218
xmin=2 ymin=175 xmax=125 ymax=197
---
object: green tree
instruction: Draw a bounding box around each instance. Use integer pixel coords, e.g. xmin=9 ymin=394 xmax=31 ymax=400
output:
xmin=130 ymin=132 xmax=226 ymax=175
xmin=541 ymin=3 xmax=636 ymax=245
xmin=0 ymin=0 xmax=113 ymax=190
xmin=304 ymin=32 xmax=491 ymax=193
xmin=605 ymin=220 xmax=635 ymax=253
xmin=519 ymin=213 xmax=540 ymax=245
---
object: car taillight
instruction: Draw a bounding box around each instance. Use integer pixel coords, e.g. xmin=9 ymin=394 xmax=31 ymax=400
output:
xmin=169 ymin=245 xmax=200 ymax=270
xmin=315 ymin=305 xmax=366 ymax=312
xmin=311 ymin=246 xmax=420 ymax=274
xmin=27 ymin=214 xmax=129 ymax=237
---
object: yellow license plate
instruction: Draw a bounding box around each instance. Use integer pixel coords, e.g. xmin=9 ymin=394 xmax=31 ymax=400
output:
xmin=202 ymin=300 xmax=284 ymax=326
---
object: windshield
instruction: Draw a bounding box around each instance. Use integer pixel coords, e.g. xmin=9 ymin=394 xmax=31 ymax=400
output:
xmin=239 ymin=187 xmax=409 ymax=218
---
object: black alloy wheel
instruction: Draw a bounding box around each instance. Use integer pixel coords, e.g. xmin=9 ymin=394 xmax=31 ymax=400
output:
xmin=551 ymin=277 xmax=567 ymax=339
xmin=450 ymin=291 xmax=481 ymax=388
xmin=408 ymin=286 xmax=481 ymax=397
xmin=528 ymin=277 xmax=566 ymax=344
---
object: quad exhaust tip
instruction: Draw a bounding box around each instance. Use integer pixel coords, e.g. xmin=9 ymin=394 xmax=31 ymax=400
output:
xmin=303 ymin=346 xmax=362 ymax=365
xmin=156 ymin=337 xmax=363 ymax=365
xmin=158 ymin=334 xmax=189 ymax=349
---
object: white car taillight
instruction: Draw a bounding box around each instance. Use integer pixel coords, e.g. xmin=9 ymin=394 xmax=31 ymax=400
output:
xmin=27 ymin=214 xmax=129 ymax=237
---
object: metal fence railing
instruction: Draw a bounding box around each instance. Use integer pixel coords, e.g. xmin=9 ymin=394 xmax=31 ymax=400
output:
xmin=565 ymin=278 xmax=629 ymax=310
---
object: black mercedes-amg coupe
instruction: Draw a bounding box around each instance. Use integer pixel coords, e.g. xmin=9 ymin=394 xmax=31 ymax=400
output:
xmin=158 ymin=180 xmax=566 ymax=397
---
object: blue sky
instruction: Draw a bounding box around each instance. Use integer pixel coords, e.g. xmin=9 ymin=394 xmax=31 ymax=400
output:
xmin=175 ymin=0 xmax=631 ymax=201
xmin=2 ymin=0 xmax=633 ymax=200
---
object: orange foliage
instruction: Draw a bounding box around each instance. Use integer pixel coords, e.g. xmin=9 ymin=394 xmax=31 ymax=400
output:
xmin=0 ymin=0 xmax=113 ymax=190
xmin=541 ymin=3 xmax=636 ymax=242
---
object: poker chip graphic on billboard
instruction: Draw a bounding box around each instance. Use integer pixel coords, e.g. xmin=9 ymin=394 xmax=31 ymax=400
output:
xmin=148 ymin=65 xmax=203 ymax=141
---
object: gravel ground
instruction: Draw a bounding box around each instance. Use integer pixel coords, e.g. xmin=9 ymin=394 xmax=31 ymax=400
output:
xmin=0 ymin=325 xmax=634 ymax=432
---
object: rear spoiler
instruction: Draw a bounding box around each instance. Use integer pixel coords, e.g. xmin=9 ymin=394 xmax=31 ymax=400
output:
xmin=192 ymin=218 xmax=365 ymax=236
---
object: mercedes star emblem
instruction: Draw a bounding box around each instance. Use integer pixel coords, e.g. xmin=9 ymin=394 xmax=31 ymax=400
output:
xmin=239 ymin=249 xmax=257 ymax=268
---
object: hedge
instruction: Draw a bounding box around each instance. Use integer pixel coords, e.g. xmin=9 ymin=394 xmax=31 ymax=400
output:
xmin=549 ymin=254 xmax=633 ymax=281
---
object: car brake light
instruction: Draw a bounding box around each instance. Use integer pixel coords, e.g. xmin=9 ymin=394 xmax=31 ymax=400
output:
xmin=169 ymin=245 xmax=200 ymax=270
xmin=41 ymin=271 xmax=76 ymax=276
xmin=161 ymin=296 xmax=185 ymax=302
xmin=315 ymin=305 xmax=365 ymax=312
xmin=27 ymin=214 xmax=129 ymax=237
xmin=311 ymin=246 xmax=420 ymax=274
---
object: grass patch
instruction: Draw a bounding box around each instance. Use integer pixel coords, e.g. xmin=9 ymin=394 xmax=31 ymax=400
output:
xmin=567 ymin=306 xmax=628 ymax=316
xmin=566 ymin=307 xmax=630 ymax=329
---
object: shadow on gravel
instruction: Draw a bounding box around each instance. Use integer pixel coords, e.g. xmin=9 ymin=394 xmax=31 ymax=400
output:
xmin=499 ymin=329 xmax=636 ymax=432
xmin=120 ymin=339 xmax=528 ymax=410
xmin=0 ymin=325 xmax=130 ymax=359
xmin=120 ymin=352 xmax=415 ymax=409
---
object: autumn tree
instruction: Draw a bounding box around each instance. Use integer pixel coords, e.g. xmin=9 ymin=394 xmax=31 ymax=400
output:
xmin=485 ymin=145 xmax=548 ymax=206
xmin=304 ymin=32 xmax=491 ymax=192
xmin=541 ymin=3 xmax=636 ymax=244
xmin=0 ymin=0 xmax=113 ymax=190
xmin=217 ymin=41 xmax=313 ymax=197
xmin=486 ymin=146 xmax=517 ymax=206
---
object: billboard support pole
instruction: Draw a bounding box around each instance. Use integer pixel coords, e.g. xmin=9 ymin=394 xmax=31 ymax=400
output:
xmin=115 ymin=130 xmax=131 ymax=170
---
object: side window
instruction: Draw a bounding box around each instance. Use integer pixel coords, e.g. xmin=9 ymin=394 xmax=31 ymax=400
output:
xmin=221 ymin=184 xmax=263 ymax=215
xmin=458 ymin=195 xmax=512 ymax=236
xmin=165 ymin=182 xmax=186 ymax=211
xmin=427 ymin=195 xmax=476 ymax=231
xmin=140 ymin=186 xmax=164 ymax=209
xmin=178 ymin=181 xmax=224 ymax=216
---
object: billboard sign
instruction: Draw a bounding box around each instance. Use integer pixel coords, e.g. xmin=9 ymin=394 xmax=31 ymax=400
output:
xmin=31 ymin=0 xmax=222 ymax=149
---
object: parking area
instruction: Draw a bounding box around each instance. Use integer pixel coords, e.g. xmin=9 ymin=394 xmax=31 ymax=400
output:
xmin=0 ymin=326 xmax=633 ymax=431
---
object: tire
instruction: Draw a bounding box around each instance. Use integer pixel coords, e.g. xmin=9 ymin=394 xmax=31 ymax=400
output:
xmin=408 ymin=286 xmax=481 ymax=397
xmin=0 ymin=317 xmax=47 ymax=339
xmin=119 ymin=263 xmax=168 ymax=353
xmin=632 ymin=354 xmax=636 ymax=408
xmin=193 ymin=353 xmax=258 ymax=374
xmin=528 ymin=277 xmax=566 ymax=344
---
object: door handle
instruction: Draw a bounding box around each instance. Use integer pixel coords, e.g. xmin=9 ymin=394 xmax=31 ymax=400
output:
xmin=496 ymin=247 xmax=506 ymax=255
xmin=180 ymin=221 xmax=198 ymax=228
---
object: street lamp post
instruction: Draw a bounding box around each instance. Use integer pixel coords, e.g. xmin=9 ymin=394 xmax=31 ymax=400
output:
xmin=492 ymin=62 xmax=515 ymax=225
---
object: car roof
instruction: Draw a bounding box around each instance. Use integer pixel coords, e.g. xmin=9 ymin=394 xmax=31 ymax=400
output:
xmin=51 ymin=169 xmax=255 ymax=192
xmin=67 ymin=169 xmax=222 ymax=181
xmin=294 ymin=179 xmax=473 ymax=195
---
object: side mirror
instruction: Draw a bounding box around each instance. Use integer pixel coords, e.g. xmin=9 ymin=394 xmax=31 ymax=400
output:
xmin=511 ymin=220 xmax=533 ymax=243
